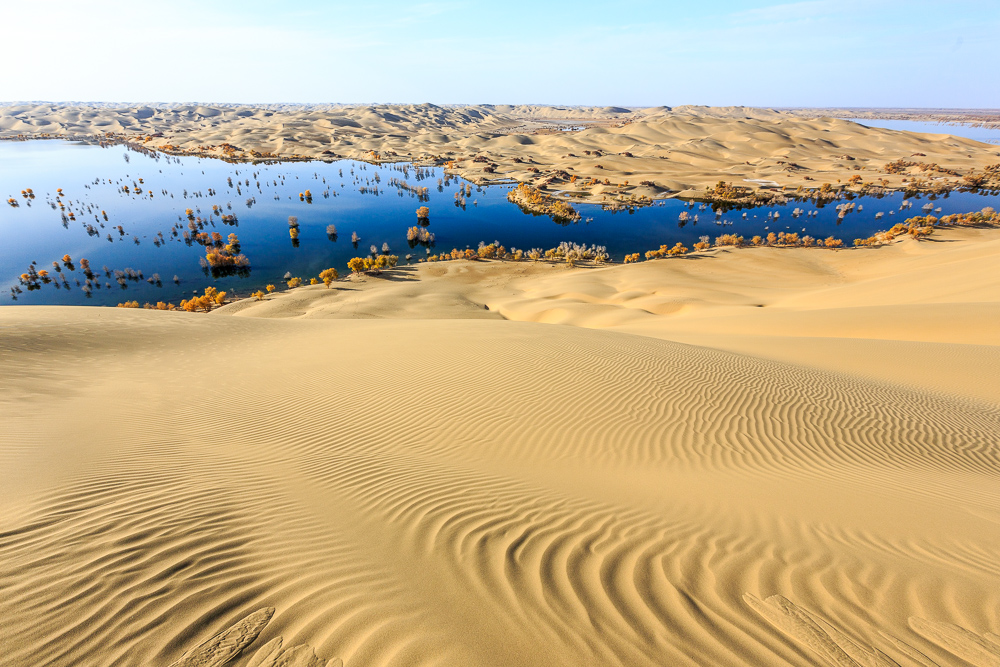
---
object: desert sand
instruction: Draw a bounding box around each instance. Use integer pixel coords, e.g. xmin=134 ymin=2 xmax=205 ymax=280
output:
xmin=2 ymin=226 xmax=999 ymax=667
xmin=2 ymin=104 xmax=998 ymax=202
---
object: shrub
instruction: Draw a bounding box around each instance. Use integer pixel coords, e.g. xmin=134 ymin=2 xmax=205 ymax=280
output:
xmin=667 ymin=242 xmax=688 ymax=256
xmin=645 ymin=242 xmax=687 ymax=259
xmin=319 ymin=268 xmax=338 ymax=287
xmin=824 ymin=236 xmax=844 ymax=248
xmin=252 ymin=290 xmax=266 ymax=301
xmin=348 ymin=257 xmax=367 ymax=274
xmin=265 ymin=284 xmax=275 ymax=293
xmin=507 ymin=183 xmax=580 ymax=222
xmin=407 ymin=226 xmax=435 ymax=244
xmin=179 ymin=287 xmax=222 ymax=313
xmin=287 ymin=277 xmax=303 ymax=288
xmin=204 ymin=232 xmax=250 ymax=269
xmin=347 ymin=255 xmax=398 ymax=274
xmin=624 ymin=253 xmax=640 ymax=263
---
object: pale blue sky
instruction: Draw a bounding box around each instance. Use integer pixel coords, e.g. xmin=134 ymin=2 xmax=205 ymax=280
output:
xmin=2 ymin=0 xmax=997 ymax=107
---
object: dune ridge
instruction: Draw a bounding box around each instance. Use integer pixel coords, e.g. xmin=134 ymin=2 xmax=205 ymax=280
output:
xmin=1 ymin=226 xmax=998 ymax=666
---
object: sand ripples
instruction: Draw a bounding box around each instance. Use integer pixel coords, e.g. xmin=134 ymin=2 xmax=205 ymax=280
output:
xmin=1 ymin=312 xmax=998 ymax=666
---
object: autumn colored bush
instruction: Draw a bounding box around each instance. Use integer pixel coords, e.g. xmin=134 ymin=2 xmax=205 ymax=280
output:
xmin=347 ymin=257 xmax=367 ymax=274
xmin=286 ymin=277 xmax=303 ymax=288
xmin=714 ymin=234 xmax=744 ymax=247
xmin=407 ymin=226 xmax=435 ymax=244
xmin=477 ymin=243 xmax=499 ymax=259
xmin=623 ymin=253 xmax=640 ymax=263
xmin=204 ymin=233 xmax=250 ymax=269
xmin=179 ymin=287 xmax=224 ymax=313
xmin=645 ymin=242 xmax=688 ymax=259
xmin=319 ymin=268 xmax=338 ymax=287
xmin=507 ymin=183 xmax=580 ymax=222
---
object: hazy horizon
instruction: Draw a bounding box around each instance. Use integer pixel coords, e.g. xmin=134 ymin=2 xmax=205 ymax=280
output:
xmin=2 ymin=102 xmax=1000 ymax=110
xmin=3 ymin=0 xmax=998 ymax=108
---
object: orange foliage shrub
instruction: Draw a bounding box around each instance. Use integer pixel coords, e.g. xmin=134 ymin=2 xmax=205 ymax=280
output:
xmin=715 ymin=234 xmax=744 ymax=247
xmin=319 ymin=268 xmax=338 ymax=287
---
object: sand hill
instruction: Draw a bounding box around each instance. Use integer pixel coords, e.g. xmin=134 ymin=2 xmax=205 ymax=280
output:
xmin=2 ymin=104 xmax=998 ymax=201
xmin=2 ymin=226 xmax=998 ymax=667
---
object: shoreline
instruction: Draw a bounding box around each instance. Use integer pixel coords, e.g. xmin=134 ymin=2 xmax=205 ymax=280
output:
xmin=12 ymin=207 xmax=997 ymax=310
xmin=201 ymin=220 xmax=1000 ymax=316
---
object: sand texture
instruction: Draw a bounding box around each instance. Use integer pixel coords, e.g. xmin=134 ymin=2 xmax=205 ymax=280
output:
xmin=2 ymin=103 xmax=998 ymax=201
xmin=1 ymin=227 xmax=998 ymax=666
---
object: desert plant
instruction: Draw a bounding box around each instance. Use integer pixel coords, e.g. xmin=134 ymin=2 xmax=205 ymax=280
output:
xmin=348 ymin=257 xmax=367 ymax=274
xmin=319 ymin=268 xmax=338 ymax=287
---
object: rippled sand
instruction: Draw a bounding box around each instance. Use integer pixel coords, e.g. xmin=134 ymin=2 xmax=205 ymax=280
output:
xmin=1 ymin=228 xmax=999 ymax=666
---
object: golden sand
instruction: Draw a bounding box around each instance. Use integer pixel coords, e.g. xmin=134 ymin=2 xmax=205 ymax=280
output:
xmin=2 ymin=226 xmax=998 ymax=666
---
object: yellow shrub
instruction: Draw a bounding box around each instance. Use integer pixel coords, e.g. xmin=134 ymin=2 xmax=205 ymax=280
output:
xmin=319 ymin=268 xmax=338 ymax=287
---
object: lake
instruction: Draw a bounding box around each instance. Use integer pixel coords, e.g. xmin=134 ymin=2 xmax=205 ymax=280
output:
xmin=3 ymin=140 xmax=999 ymax=306
xmin=845 ymin=118 xmax=1000 ymax=145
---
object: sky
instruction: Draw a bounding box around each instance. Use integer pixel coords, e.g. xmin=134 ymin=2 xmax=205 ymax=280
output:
xmin=2 ymin=0 xmax=998 ymax=108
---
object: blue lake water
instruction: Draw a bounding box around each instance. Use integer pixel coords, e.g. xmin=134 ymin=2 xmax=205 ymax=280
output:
xmin=845 ymin=118 xmax=1000 ymax=145
xmin=3 ymin=140 xmax=999 ymax=306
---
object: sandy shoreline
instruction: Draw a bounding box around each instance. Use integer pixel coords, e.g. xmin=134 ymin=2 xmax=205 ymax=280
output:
xmin=3 ymin=104 xmax=999 ymax=206
xmin=2 ymin=224 xmax=998 ymax=666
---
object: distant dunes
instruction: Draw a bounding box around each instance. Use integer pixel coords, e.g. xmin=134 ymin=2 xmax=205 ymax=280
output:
xmin=2 ymin=103 xmax=997 ymax=199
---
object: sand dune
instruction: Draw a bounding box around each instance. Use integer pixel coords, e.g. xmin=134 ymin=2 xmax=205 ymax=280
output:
xmin=2 ymin=104 xmax=997 ymax=201
xmin=1 ymin=227 xmax=998 ymax=667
